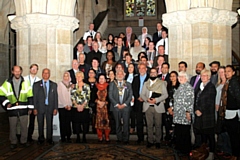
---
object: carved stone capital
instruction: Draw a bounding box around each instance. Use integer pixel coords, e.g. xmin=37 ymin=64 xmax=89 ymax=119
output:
xmin=10 ymin=13 xmax=79 ymax=31
xmin=163 ymin=8 xmax=237 ymax=27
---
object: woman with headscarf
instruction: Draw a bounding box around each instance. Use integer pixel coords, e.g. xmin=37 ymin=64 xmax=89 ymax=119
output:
xmin=57 ymin=71 xmax=73 ymax=143
xmin=126 ymin=27 xmax=137 ymax=48
xmin=129 ymin=39 xmax=146 ymax=61
xmin=138 ymin=27 xmax=153 ymax=46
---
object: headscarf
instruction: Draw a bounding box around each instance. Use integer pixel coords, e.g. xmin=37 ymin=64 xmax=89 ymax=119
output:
xmin=62 ymin=71 xmax=72 ymax=87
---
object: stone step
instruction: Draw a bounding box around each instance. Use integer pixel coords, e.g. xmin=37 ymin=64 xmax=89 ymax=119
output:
xmin=103 ymin=26 xmax=156 ymax=38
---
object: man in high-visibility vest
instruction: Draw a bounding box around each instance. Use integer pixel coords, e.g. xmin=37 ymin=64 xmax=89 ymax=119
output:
xmin=0 ymin=66 xmax=33 ymax=149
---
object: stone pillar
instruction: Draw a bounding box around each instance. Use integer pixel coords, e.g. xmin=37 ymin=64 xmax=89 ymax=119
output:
xmin=163 ymin=0 xmax=238 ymax=74
xmin=9 ymin=1 xmax=79 ymax=82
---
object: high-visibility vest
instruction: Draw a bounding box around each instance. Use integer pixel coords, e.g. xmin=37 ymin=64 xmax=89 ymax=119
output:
xmin=0 ymin=79 xmax=33 ymax=110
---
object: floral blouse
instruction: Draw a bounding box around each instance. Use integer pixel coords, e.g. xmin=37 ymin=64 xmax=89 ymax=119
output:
xmin=173 ymin=82 xmax=194 ymax=125
xmin=71 ymin=83 xmax=91 ymax=109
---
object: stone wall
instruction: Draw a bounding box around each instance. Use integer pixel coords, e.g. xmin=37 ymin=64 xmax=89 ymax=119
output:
xmin=163 ymin=0 xmax=238 ymax=74
xmin=74 ymin=0 xmax=108 ymax=45
xmin=0 ymin=0 xmax=15 ymax=83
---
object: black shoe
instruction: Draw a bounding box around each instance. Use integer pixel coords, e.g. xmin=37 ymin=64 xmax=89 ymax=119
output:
xmin=37 ymin=140 xmax=44 ymax=145
xmin=116 ymin=140 xmax=122 ymax=144
xmin=10 ymin=144 xmax=17 ymax=149
xmin=76 ymin=138 xmax=81 ymax=143
xmin=136 ymin=140 xmax=143 ymax=145
xmin=105 ymin=139 xmax=111 ymax=143
xmin=47 ymin=139 xmax=54 ymax=145
xmin=82 ymin=138 xmax=87 ymax=143
xmin=27 ymin=137 xmax=34 ymax=143
xmin=155 ymin=143 xmax=160 ymax=149
xmin=146 ymin=142 xmax=154 ymax=148
xmin=123 ymin=141 xmax=129 ymax=145
xmin=98 ymin=139 xmax=103 ymax=143
xmin=66 ymin=138 xmax=72 ymax=143
xmin=20 ymin=143 xmax=30 ymax=147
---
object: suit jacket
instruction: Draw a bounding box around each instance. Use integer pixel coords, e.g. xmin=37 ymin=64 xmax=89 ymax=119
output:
xmin=113 ymin=46 xmax=126 ymax=61
xmin=152 ymin=31 xmax=162 ymax=45
xmin=108 ymin=80 xmax=133 ymax=112
xmin=68 ymin=69 xmax=77 ymax=84
xmin=73 ymin=51 xmax=87 ymax=60
xmin=33 ymin=80 xmax=58 ymax=114
xmin=190 ymin=75 xmax=202 ymax=95
xmin=158 ymin=73 xmax=170 ymax=85
xmin=132 ymin=74 xmax=149 ymax=101
xmin=85 ymin=50 xmax=102 ymax=65
xmin=194 ymin=82 xmax=216 ymax=130
xmin=78 ymin=63 xmax=91 ymax=80
xmin=140 ymin=79 xmax=168 ymax=113
xmin=126 ymin=33 xmax=137 ymax=48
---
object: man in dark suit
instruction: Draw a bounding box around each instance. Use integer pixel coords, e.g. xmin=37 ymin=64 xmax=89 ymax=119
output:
xmin=108 ymin=70 xmax=133 ymax=144
xmin=189 ymin=62 xmax=205 ymax=148
xmin=85 ymin=41 xmax=102 ymax=65
xmin=33 ymin=68 xmax=58 ymax=145
xmin=153 ymin=45 xmax=168 ymax=67
xmin=73 ymin=43 xmax=86 ymax=60
xmin=152 ymin=22 xmax=163 ymax=45
xmin=131 ymin=63 xmax=149 ymax=144
xmin=190 ymin=62 xmax=205 ymax=94
xmin=68 ymin=59 xmax=79 ymax=84
xmin=113 ymin=37 xmax=126 ymax=61
xmin=158 ymin=62 xmax=170 ymax=84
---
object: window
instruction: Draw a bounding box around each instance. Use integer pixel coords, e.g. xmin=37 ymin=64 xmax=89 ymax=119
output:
xmin=125 ymin=0 xmax=156 ymax=18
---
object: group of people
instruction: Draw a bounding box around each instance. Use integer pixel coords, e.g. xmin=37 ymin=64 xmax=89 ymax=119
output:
xmin=0 ymin=22 xmax=239 ymax=160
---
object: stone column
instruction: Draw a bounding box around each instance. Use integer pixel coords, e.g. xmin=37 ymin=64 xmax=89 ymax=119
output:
xmin=163 ymin=0 xmax=238 ymax=74
xmin=9 ymin=14 xmax=78 ymax=83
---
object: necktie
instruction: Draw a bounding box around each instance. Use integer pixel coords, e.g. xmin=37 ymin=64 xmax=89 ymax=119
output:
xmin=44 ymin=81 xmax=47 ymax=99
xmin=193 ymin=75 xmax=200 ymax=89
xmin=162 ymin=75 xmax=165 ymax=80
xmin=163 ymin=39 xmax=165 ymax=48
xmin=158 ymin=32 xmax=160 ymax=37
xmin=119 ymin=82 xmax=123 ymax=104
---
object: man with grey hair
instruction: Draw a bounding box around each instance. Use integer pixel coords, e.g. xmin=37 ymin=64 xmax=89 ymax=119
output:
xmin=108 ymin=70 xmax=133 ymax=145
xmin=138 ymin=27 xmax=153 ymax=46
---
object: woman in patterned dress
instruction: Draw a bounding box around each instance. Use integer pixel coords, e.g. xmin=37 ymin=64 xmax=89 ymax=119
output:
xmin=95 ymin=74 xmax=111 ymax=142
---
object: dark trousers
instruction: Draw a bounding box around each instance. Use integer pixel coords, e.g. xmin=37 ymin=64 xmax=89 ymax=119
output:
xmin=131 ymin=101 xmax=144 ymax=141
xmin=175 ymin=124 xmax=191 ymax=154
xmin=113 ymin=109 xmax=130 ymax=142
xmin=27 ymin=112 xmax=35 ymax=139
xmin=37 ymin=113 xmax=53 ymax=141
xmin=201 ymin=132 xmax=215 ymax=152
xmin=225 ymin=115 xmax=240 ymax=157
xmin=163 ymin=113 xmax=173 ymax=141
xmin=58 ymin=108 xmax=72 ymax=140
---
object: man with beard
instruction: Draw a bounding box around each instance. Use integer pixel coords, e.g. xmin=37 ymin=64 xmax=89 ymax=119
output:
xmin=209 ymin=61 xmax=220 ymax=86
xmin=0 ymin=66 xmax=33 ymax=149
xmin=190 ymin=62 xmax=205 ymax=94
xmin=140 ymin=68 xmax=168 ymax=149
xmin=190 ymin=62 xmax=205 ymax=148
